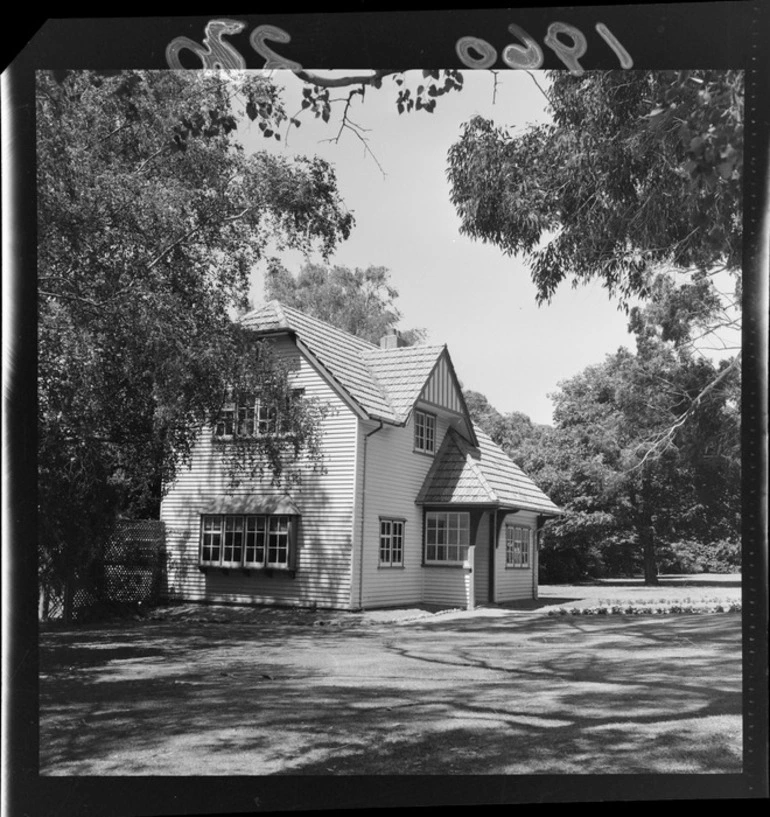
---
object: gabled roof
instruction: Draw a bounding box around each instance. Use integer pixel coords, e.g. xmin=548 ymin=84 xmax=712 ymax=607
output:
xmin=416 ymin=425 xmax=561 ymax=516
xmin=362 ymin=345 xmax=448 ymax=420
xmin=241 ymin=301 xmax=450 ymax=425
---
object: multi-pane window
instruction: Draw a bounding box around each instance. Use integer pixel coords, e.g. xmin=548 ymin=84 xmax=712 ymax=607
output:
xmin=425 ymin=512 xmax=470 ymax=564
xmin=505 ymin=525 xmax=531 ymax=568
xmin=214 ymin=390 xmax=302 ymax=439
xmin=379 ymin=518 xmax=404 ymax=567
xmin=267 ymin=516 xmax=290 ymax=568
xmin=414 ymin=409 xmax=436 ymax=454
xmin=200 ymin=514 xmax=295 ymax=570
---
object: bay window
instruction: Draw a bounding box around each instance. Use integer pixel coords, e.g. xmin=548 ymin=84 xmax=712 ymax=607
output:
xmin=424 ymin=511 xmax=470 ymax=565
xmin=200 ymin=514 xmax=297 ymax=571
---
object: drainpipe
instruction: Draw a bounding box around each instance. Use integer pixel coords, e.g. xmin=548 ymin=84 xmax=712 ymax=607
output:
xmin=358 ymin=420 xmax=384 ymax=610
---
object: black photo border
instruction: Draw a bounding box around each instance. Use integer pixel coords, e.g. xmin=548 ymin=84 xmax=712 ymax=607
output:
xmin=3 ymin=3 xmax=768 ymax=813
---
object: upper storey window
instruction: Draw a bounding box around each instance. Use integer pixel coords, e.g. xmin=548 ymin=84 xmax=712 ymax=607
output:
xmin=414 ymin=409 xmax=436 ymax=455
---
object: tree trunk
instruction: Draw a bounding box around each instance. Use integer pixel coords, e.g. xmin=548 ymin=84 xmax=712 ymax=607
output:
xmin=639 ymin=523 xmax=658 ymax=585
xmin=62 ymin=575 xmax=74 ymax=625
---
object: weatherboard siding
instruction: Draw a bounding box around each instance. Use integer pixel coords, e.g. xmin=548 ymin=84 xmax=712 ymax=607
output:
xmin=473 ymin=513 xmax=490 ymax=606
xmin=494 ymin=510 xmax=538 ymax=602
xmin=357 ymin=407 xmax=472 ymax=609
xmin=159 ymin=337 xmax=358 ymax=610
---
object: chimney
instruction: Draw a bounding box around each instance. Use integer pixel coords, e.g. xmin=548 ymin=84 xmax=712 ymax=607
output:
xmin=380 ymin=328 xmax=405 ymax=349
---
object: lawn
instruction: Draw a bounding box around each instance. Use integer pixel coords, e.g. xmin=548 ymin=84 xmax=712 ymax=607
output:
xmin=39 ymin=585 xmax=742 ymax=776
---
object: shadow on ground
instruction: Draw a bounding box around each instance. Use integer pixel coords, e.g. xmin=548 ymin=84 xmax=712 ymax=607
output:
xmin=39 ymin=613 xmax=742 ymax=776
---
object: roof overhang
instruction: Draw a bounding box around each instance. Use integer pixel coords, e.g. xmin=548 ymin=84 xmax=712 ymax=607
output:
xmin=202 ymin=495 xmax=301 ymax=515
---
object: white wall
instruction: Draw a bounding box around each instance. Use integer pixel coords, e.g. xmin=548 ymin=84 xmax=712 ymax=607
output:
xmin=355 ymin=404 xmax=472 ymax=609
xmin=494 ymin=510 xmax=539 ymax=602
xmin=160 ymin=336 xmax=359 ymax=610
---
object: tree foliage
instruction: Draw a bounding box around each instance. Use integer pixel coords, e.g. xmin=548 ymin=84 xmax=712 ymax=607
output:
xmin=264 ymin=261 xmax=426 ymax=346
xmin=37 ymin=69 xmax=354 ymax=607
xmin=465 ymin=277 xmax=740 ymax=584
xmin=447 ymin=69 xmax=743 ymax=305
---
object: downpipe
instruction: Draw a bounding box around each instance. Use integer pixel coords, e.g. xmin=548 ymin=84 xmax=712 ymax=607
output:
xmin=357 ymin=420 xmax=384 ymax=610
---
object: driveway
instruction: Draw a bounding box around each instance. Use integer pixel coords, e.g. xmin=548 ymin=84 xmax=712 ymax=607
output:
xmin=39 ymin=606 xmax=742 ymax=776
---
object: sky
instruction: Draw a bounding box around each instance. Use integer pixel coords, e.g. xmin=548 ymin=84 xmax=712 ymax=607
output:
xmin=239 ymin=70 xmax=636 ymax=425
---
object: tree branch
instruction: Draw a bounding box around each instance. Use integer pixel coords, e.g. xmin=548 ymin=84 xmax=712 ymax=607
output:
xmin=293 ymin=69 xmax=400 ymax=89
xmin=630 ymin=353 xmax=741 ymax=469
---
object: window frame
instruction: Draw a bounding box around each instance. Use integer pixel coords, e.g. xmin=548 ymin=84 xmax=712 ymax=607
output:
xmin=413 ymin=409 xmax=437 ymax=455
xmin=505 ymin=525 xmax=531 ymax=569
xmin=214 ymin=389 xmax=304 ymax=440
xmin=424 ymin=511 xmax=470 ymax=566
xmin=199 ymin=513 xmax=297 ymax=573
xmin=378 ymin=517 xmax=405 ymax=568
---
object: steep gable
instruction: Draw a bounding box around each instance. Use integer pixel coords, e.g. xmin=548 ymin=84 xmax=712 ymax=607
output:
xmin=361 ymin=345 xmax=445 ymax=419
xmin=417 ymin=426 xmax=561 ymax=515
xmin=241 ymin=302 xmax=477 ymax=435
xmin=242 ymin=301 xmax=396 ymax=421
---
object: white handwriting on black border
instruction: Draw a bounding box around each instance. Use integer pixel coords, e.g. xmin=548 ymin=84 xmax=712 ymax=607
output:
xmin=166 ymin=18 xmax=633 ymax=75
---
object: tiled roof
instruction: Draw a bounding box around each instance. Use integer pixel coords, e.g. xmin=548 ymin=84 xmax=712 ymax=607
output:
xmin=417 ymin=426 xmax=561 ymax=515
xmin=362 ymin=345 xmax=445 ymax=420
xmin=241 ymin=301 xmax=444 ymax=423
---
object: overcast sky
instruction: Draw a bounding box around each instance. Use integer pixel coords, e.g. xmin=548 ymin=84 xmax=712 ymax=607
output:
xmin=240 ymin=70 xmax=636 ymax=425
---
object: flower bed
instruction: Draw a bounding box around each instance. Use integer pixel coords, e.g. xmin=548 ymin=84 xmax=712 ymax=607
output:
xmin=546 ymin=597 xmax=742 ymax=616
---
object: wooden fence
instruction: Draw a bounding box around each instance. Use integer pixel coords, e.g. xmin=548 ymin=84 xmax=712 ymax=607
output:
xmin=39 ymin=520 xmax=166 ymax=622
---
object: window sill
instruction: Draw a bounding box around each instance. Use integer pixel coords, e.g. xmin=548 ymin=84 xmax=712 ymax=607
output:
xmin=412 ymin=448 xmax=435 ymax=458
xmin=199 ymin=565 xmax=296 ymax=578
xmin=422 ymin=562 xmax=471 ymax=570
xmin=505 ymin=565 xmax=530 ymax=570
xmin=377 ymin=564 xmax=405 ymax=570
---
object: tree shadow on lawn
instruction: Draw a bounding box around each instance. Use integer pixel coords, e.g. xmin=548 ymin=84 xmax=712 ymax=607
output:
xmin=40 ymin=614 xmax=742 ymax=775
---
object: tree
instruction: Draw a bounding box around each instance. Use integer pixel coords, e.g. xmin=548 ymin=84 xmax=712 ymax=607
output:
xmin=37 ymin=69 xmax=353 ymax=616
xmin=447 ymin=70 xmax=743 ymax=305
xmin=264 ymin=261 xmax=426 ymax=345
xmin=543 ymin=330 xmax=739 ymax=584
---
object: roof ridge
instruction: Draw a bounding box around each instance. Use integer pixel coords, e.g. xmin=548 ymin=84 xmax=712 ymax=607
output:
xmin=276 ymin=301 xmax=379 ymax=350
xmin=362 ymin=343 xmax=446 ymax=355
xmin=270 ymin=299 xmax=288 ymax=326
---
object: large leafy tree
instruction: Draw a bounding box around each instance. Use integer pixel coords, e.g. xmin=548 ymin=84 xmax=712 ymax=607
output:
xmin=264 ymin=261 xmax=425 ymax=345
xmin=545 ymin=338 xmax=739 ymax=584
xmin=38 ymin=70 xmax=353 ymax=612
xmin=447 ymin=69 xmax=743 ymax=305
xmin=465 ymin=274 xmax=740 ymax=584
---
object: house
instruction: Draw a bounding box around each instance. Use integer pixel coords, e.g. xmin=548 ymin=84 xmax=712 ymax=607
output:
xmin=160 ymin=301 xmax=561 ymax=611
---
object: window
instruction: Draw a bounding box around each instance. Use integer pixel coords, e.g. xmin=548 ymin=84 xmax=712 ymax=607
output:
xmin=214 ymin=390 xmax=303 ymax=439
xmin=414 ymin=409 xmax=436 ymax=454
xmin=200 ymin=514 xmax=296 ymax=570
xmin=379 ymin=518 xmax=404 ymax=567
xmin=505 ymin=525 xmax=531 ymax=568
xmin=425 ymin=512 xmax=470 ymax=564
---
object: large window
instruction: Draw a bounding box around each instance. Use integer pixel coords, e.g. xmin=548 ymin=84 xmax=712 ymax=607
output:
xmin=214 ymin=390 xmax=303 ymax=439
xmin=200 ymin=514 xmax=296 ymax=570
xmin=379 ymin=518 xmax=404 ymax=567
xmin=505 ymin=525 xmax=531 ymax=569
xmin=425 ymin=512 xmax=470 ymax=564
xmin=414 ymin=409 xmax=436 ymax=454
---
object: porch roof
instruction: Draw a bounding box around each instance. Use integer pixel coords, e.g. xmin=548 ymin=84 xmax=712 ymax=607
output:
xmin=416 ymin=425 xmax=561 ymax=516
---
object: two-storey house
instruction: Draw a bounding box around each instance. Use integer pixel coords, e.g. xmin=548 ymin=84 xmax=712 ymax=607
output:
xmin=160 ymin=301 xmax=560 ymax=610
